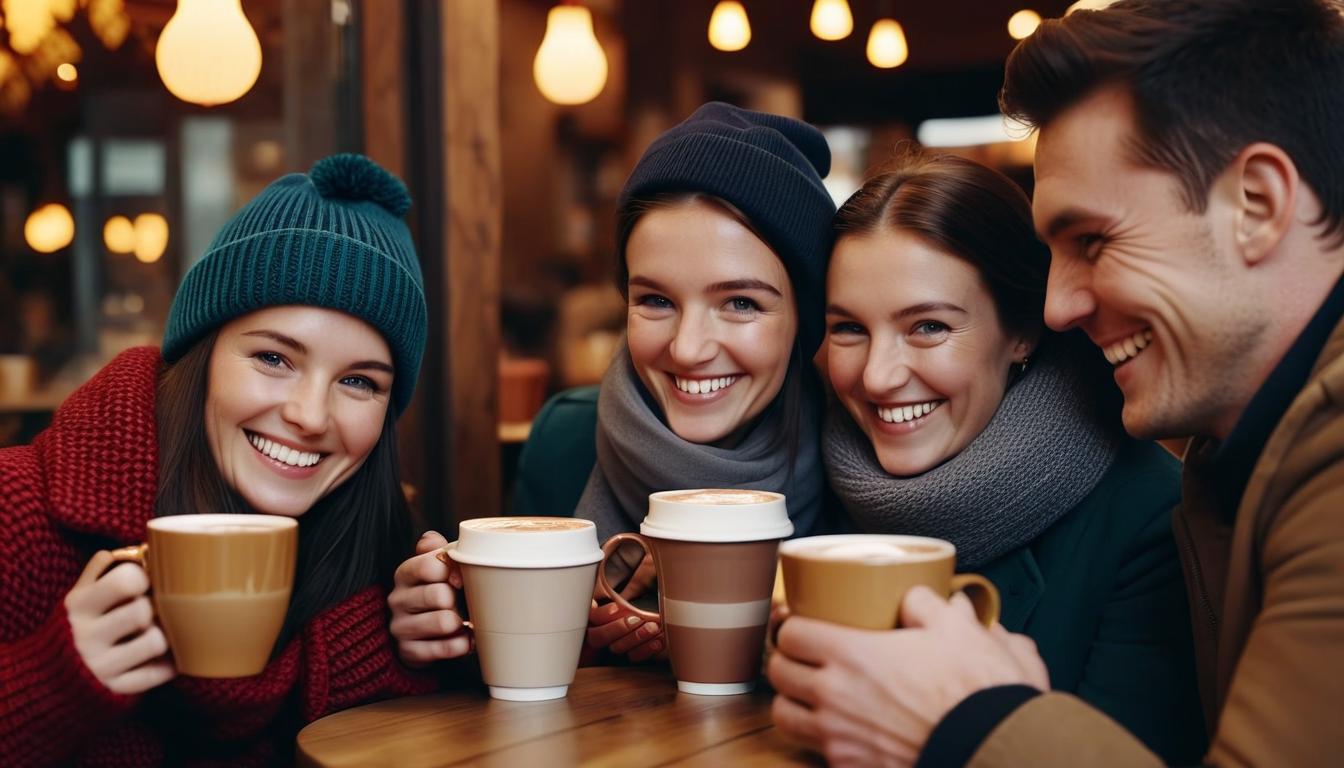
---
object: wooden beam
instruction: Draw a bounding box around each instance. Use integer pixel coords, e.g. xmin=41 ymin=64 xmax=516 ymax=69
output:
xmin=439 ymin=0 xmax=502 ymax=523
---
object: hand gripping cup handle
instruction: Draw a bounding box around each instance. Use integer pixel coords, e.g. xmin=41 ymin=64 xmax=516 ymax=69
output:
xmin=769 ymin=571 xmax=1002 ymax=647
xmin=948 ymin=573 xmax=1000 ymax=628
xmin=434 ymin=542 xmax=476 ymax=631
xmin=109 ymin=543 xmax=150 ymax=569
xmin=595 ymin=533 xmax=661 ymax=622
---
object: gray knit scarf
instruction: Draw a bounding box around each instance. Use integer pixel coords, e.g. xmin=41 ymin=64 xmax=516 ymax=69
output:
xmin=823 ymin=339 xmax=1121 ymax=570
xmin=577 ymin=346 xmax=825 ymax=562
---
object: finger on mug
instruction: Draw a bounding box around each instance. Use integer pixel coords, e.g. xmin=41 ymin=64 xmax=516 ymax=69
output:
xmin=71 ymin=561 xmax=150 ymax=619
xmin=395 ymin=548 xmax=453 ymax=589
xmin=774 ymin=616 xmax=843 ymax=666
xmin=74 ymin=550 xmax=116 ymax=590
xmin=588 ymin=600 xmax=623 ymax=625
xmin=101 ymin=625 xmax=171 ymax=680
xmin=608 ymin=621 xmax=661 ymax=656
xmin=771 ymin=693 xmax=823 ymax=748
xmin=586 ymin=614 xmax=642 ymax=650
xmin=765 ymin=649 xmax=824 ymax=707
xmin=626 ymin=636 xmax=664 ymax=663
xmin=97 ymin=596 xmax=157 ymax=645
xmin=947 ymin=591 xmax=978 ymax=621
xmin=391 ymin=608 xmax=468 ymax=642
xmin=896 ymin=585 xmax=948 ymax=629
xmin=108 ymin=658 xmax=176 ymax=696
xmin=399 ymin=634 xmax=474 ymax=665
xmin=416 ymin=530 xmax=449 ymax=555
xmin=391 ymin=581 xmax=457 ymax=614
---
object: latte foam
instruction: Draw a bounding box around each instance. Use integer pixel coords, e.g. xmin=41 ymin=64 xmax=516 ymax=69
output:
xmin=464 ymin=518 xmax=591 ymax=533
xmin=661 ymin=490 xmax=779 ymax=505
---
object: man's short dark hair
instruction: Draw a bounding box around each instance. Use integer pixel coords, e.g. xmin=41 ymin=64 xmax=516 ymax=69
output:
xmin=1001 ymin=0 xmax=1344 ymax=245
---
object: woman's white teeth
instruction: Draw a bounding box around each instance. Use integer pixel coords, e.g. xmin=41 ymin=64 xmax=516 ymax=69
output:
xmin=1104 ymin=329 xmax=1155 ymax=365
xmin=674 ymin=375 xmax=737 ymax=394
xmin=878 ymin=401 xmax=939 ymax=423
xmin=247 ymin=432 xmax=322 ymax=468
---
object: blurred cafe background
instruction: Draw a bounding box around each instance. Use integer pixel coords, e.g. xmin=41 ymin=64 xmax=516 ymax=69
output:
xmin=0 ymin=0 xmax=1094 ymax=529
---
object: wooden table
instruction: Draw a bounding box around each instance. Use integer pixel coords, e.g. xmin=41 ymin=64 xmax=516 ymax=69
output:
xmin=296 ymin=667 xmax=821 ymax=767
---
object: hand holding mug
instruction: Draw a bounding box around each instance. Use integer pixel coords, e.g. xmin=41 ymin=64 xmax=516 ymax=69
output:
xmin=388 ymin=530 xmax=474 ymax=667
xmin=584 ymin=599 xmax=664 ymax=663
xmin=64 ymin=550 xmax=175 ymax=695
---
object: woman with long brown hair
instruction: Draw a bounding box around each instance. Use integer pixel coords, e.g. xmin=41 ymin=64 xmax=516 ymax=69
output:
xmin=0 ymin=154 xmax=439 ymax=765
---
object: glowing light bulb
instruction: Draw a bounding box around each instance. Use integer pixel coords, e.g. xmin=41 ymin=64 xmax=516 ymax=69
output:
xmin=56 ymin=63 xmax=78 ymax=82
xmin=866 ymin=19 xmax=908 ymax=69
xmin=533 ymin=5 xmax=608 ymax=106
xmin=104 ymin=215 xmax=135 ymax=253
xmin=24 ymin=203 xmax=75 ymax=253
xmin=133 ymin=213 xmax=170 ymax=263
xmin=708 ymin=1 xmax=751 ymax=52
xmin=155 ymin=0 xmax=262 ymax=107
xmin=1008 ymin=10 xmax=1042 ymax=39
xmin=810 ymin=0 xmax=853 ymax=41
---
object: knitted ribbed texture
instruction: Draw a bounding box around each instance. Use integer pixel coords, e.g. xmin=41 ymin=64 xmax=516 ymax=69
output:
xmin=162 ymin=154 xmax=426 ymax=411
xmin=619 ymin=102 xmax=836 ymax=357
xmin=0 ymin=349 xmax=436 ymax=767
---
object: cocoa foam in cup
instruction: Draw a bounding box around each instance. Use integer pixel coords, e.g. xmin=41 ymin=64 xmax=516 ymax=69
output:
xmin=598 ymin=489 xmax=792 ymax=696
xmin=444 ymin=516 xmax=603 ymax=701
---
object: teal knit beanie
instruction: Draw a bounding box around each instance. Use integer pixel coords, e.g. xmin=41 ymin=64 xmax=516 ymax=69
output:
xmin=162 ymin=154 xmax=426 ymax=412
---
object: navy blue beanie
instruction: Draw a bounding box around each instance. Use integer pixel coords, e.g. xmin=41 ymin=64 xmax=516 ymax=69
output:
xmin=162 ymin=154 xmax=427 ymax=413
xmin=618 ymin=102 xmax=836 ymax=357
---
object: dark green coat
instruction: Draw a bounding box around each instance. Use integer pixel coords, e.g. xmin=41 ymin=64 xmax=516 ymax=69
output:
xmin=514 ymin=388 xmax=1206 ymax=763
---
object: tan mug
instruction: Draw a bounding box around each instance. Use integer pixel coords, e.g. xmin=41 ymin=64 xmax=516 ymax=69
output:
xmin=111 ymin=514 xmax=297 ymax=678
xmin=779 ymin=534 xmax=999 ymax=631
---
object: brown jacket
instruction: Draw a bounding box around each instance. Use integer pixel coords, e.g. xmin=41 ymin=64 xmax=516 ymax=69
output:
xmin=969 ymin=315 xmax=1344 ymax=768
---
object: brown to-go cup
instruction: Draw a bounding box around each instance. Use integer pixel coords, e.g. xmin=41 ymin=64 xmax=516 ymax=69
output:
xmin=598 ymin=489 xmax=794 ymax=696
xmin=778 ymin=534 xmax=999 ymax=632
xmin=109 ymin=514 xmax=297 ymax=678
xmin=443 ymin=517 xmax=603 ymax=702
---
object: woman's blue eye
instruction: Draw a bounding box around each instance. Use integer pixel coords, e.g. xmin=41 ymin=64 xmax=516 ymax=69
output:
xmin=829 ymin=321 xmax=865 ymax=336
xmin=255 ymin=351 xmax=284 ymax=367
xmin=914 ymin=321 xmax=948 ymax=335
xmin=637 ymin=295 xmax=673 ymax=309
xmin=342 ymin=375 xmax=379 ymax=393
xmin=728 ymin=297 xmax=758 ymax=312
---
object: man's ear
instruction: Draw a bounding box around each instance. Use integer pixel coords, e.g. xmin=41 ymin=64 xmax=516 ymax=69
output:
xmin=1230 ymin=142 xmax=1298 ymax=266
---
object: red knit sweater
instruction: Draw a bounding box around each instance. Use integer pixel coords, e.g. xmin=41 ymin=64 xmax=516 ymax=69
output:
xmin=0 ymin=348 xmax=437 ymax=767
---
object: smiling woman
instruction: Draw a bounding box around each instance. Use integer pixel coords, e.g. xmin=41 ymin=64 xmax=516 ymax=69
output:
xmin=0 ymin=154 xmax=443 ymax=766
xmin=507 ymin=102 xmax=837 ymax=667
xmin=807 ymin=149 xmax=1206 ymax=762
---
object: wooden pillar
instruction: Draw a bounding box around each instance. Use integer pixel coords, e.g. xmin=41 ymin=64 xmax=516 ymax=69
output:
xmin=438 ymin=0 xmax=502 ymax=523
xmin=359 ymin=0 xmax=429 ymax=527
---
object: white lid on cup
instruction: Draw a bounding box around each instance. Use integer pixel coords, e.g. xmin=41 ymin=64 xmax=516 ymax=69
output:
xmin=446 ymin=517 xmax=603 ymax=568
xmin=640 ymin=489 xmax=794 ymax=543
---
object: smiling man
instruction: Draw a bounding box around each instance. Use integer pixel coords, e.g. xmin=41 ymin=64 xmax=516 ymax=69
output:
xmin=766 ymin=1 xmax=1344 ymax=765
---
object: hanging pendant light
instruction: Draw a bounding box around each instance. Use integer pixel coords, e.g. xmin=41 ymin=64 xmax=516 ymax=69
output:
xmin=533 ymin=2 xmax=609 ymax=106
xmin=155 ymin=0 xmax=262 ymax=107
xmin=24 ymin=203 xmax=75 ymax=254
xmin=866 ymin=18 xmax=908 ymax=69
xmin=810 ymin=0 xmax=853 ymax=41
xmin=708 ymin=1 xmax=751 ymax=52
xmin=1008 ymin=10 xmax=1042 ymax=39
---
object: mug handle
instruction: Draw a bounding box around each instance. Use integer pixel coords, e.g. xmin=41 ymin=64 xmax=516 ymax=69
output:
xmin=109 ymin=543 xmax=148 ymax=568
xmin=949 ymin=573 xmax=1000 ymax=628
xmin=595 ymin=533 xmax=660 ymax=623
xmin=433 ymin=542 xmax=475 ymax=631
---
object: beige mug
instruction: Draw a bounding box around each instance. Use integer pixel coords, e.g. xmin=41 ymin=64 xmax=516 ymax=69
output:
xmin=110 ymin=514 xmax=297 ymax=678
xmin=778 ymin=534 xmax=999 ymax=631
